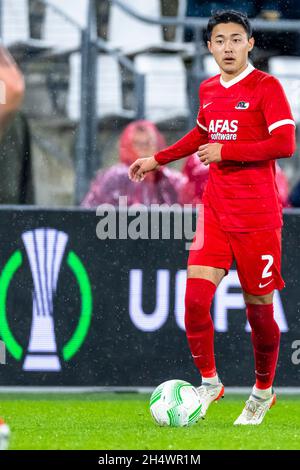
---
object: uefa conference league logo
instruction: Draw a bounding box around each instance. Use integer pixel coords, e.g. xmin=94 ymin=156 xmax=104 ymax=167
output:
xmin=0 ymin=228 xmax=92 ymax=372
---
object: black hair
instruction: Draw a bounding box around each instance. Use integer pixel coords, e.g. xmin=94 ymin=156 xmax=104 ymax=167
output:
xmin=206 ymin=10 xmax=253 ymax=41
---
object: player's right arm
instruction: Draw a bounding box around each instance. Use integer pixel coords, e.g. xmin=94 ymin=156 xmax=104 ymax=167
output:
xmin=128 ymin=84 xmax=209 ymax=182
xmin=128 ymin=125 xmax=208 ymax=182
xmin=128 ymin=155 xmax=159 ymax=182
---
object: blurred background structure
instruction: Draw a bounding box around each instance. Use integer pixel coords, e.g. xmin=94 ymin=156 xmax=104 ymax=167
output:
xmin=0 ymin=0 xmax=299 ymax=206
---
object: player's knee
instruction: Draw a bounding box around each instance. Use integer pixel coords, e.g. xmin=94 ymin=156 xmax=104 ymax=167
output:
xmin=185 ymin=291 xmax=210 ymax=312
xmin=187 ymin=265 xmax=225 ymax=286
xmin=246 ymin=303 xmax=280 ymax=348
xmin=184 ymin=281 xmax=214 ymax=313
xmin=243 ymin=291 xmax=274 ymax=305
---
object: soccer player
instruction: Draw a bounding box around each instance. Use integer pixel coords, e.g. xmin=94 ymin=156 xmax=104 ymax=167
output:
xmin=128 ymin=10 xmax=296 ymax=425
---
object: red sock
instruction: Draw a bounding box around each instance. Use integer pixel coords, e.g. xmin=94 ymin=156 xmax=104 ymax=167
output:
xmin=246 ymin=303 xmax=281 ymax=390
xmin=184 ymin=278 xmax=217 ymax=378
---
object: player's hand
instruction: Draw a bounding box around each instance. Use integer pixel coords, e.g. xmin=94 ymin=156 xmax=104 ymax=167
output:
xmin=128 ymin=156 xmax=159 ymax=182
xmin=197 ymin=143 xmax=223 ymax=166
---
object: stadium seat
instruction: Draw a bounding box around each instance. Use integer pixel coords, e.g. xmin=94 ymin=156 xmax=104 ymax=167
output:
xmin=107 ymin=0 xmax=194 ymax=55
xmin=203 ymin=55 xmax=220 ymax=76
xmin=268 ymin=56 xmax=300 ymax=182
xmin=67 ymin=52 xmax=134 ymax=121
xmin=274 ymin=77 xmax=300 ymax=124
xmin=269 ymin=57 xmax=300 ymax=124
xmin=0 ymin=0 xmax=30 ymax=47
xmin=42 ymin=0 xmax=88 ymax=53
xmin=269 ymin=56 xmax=300 ymax=76
xmin=134 ymin=53 xmax=188 ymax=122
xmin=0 ymin=0 xmax=88 ymax=55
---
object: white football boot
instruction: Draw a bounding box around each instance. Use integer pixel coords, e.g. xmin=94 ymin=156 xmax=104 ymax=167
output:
xmin=197 ymin=381 xmax=225 ymax=418
xmin=234 ymin=392 xmax=276 ymax=425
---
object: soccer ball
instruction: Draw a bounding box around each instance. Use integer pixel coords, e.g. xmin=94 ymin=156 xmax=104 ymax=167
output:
xmin=0 ymin=419 xmax=10 ymax=450
xmin=149 ymin=379 xmax=202 ymax=427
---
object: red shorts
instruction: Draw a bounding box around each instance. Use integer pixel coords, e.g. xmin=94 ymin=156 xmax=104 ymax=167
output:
xmin=188 ymin=205 xmax=285 ymax=296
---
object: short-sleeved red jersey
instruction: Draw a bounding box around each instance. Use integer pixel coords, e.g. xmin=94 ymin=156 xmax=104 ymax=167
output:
xmin=197 ymin=63 xmax=295 ymax=231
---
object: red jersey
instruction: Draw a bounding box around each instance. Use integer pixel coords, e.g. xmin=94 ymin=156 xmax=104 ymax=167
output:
xmin=155 ymin=63 xmax=296 ymax=232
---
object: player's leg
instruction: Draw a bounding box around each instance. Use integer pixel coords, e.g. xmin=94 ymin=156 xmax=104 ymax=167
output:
xmin=185 ymin=265 xmax=226 ymax=417
xmin=186 ymin=265 xmax=225 ymax=380
xmin=230 ymin=229 xmax=283 ymax=425
xmin=233 ymin=290 xmax=279 ymax=425
xmin=184 ymin=205 xmax=233 ymax=417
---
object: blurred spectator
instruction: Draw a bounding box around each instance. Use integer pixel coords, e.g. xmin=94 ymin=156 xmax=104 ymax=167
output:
xmin=275 ymin=162 xmax=290 ymax=208
xmin=0 ymin=47 xmax=33 ymax=204
xmin=179 ymin=153 xmax=209 ymax=205
xmin=259 ymin=0 xmax=300 ymax=22
xmin=82 ymin=120 xmax=186 ymax=207
xmin=259 ymin=1 xmax=281 ymax=21
xmin=255 ymin=0 xmax=300 ymax=57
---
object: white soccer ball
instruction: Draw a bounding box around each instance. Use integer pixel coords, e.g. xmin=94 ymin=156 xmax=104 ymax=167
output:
xmin=149 ymin=379 xmax=202 ymax=427
xmin=0 ymin=419 xmax=10 ymax=450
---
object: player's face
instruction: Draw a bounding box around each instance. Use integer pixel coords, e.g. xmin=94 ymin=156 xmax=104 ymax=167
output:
xmin=207 ymin=23 xmax=254 ymax=76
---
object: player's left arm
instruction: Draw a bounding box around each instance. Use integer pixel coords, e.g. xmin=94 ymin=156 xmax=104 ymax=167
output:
xmin=198 ymin=76 xmax=296 ymax=165
xmin=220 ymin=124 xmax=296 ymax=163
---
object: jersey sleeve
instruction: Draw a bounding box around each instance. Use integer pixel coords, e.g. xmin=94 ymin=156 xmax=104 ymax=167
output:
xmin=154 ymin=126 xmax=207 ymax=165
xmin=261 ymin=76 xmax=296 ymax=134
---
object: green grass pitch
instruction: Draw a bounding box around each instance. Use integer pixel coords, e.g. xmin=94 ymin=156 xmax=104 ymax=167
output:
xmin=0 ymin=393 xmax=300 ymax=450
